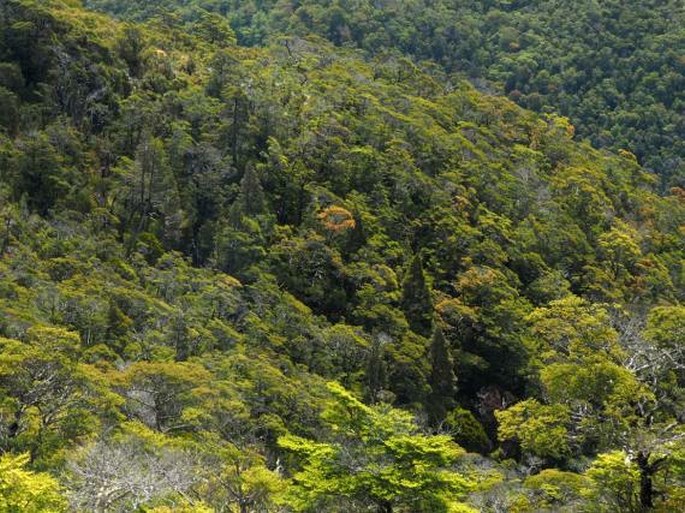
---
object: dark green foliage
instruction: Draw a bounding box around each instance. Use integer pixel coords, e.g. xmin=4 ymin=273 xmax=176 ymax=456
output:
xmin=87 ymin=0 xmax=685 ymax=188
xmin=444 ymin=407 xmax=490 ymax=455
xmin=400 ymin=255 xmax=433 ymax=337
xmin=426 ymin=325 xmax=456 ymax=426
xmin=232 ymin=166 xmax=266 ymax=219
xmin=0 ymin=87 xmax=20 ymax=135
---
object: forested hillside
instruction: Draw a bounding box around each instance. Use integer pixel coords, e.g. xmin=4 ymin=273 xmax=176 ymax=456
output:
xmin=0 ymin=0 xmax=683 ymax=512
xmin=85 ymin=0 xmax=685 ymax=189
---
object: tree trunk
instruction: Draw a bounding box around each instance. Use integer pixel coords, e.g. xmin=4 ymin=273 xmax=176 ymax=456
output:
xmin=232 ymin=97 xmax=239 ymax=168
xmin=636 ymin=451 xmax=654 ymax=511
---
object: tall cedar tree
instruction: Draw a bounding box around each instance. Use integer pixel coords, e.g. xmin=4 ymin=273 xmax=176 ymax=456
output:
xmin=427 ymin=325 xmax=457 ymax=426
xmin=400 ymin=255 xmax=433 ymax=337
xmin=228 ymin=165 xmax=267 ymax=229
xmin=234 ymin=166 xmax=266 ymax=218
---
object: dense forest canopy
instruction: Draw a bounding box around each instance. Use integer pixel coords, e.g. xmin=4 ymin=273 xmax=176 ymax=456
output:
xmin=84 ymin=0 xmax=685 ymax=189
xmin=0 ymin=0 xmax=683 ymax=511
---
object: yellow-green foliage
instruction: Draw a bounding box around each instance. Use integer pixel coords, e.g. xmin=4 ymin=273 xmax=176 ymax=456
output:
xmin=584 ymin=451 xmax=641 ymax=513
xmin=0 ymin=453 xmax=66 ymax=512
xmin=279 ymin=382 xmax=473 ymax=512
xmin=0 ymin=0 xmax=682 ymax=511
xmin=496 ymin=399 xmax=570 ymax=460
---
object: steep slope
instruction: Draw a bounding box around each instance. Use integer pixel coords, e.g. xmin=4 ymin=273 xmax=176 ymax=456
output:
xmin=85 ymin=0 xmax=685 ymax=188
xmin=0 ymin=0 xmax=683 ymax=511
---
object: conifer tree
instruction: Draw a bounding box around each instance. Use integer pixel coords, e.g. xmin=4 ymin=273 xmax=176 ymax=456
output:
xmin=400 ymin=254 xmax=433 ymax=337
xmin=426 ymin=325 xmax=457 ymax=426
xmin=365 ymin=336 xmax=388 ymax=404
xmin=231 ymin=165 xmax=266 ymax=223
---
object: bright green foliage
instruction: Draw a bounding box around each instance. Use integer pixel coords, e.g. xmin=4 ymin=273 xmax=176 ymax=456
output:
xmin=187 ymin=441 xmax=286 ymax=513
xmin=527 ymin=296 xmax=621 ymax=362
xmin=521 ymin=469 xmax=591 ymax=512
xmin=0 ymin=453 xmax=66 ymax=512
xmin=643 ymin=304 xmax=685 ymax=392
xmin=115 ymin=361 xmax=214 ymax=433
xmin=496 ymin=399 xmax=570 ymax=460
xmin=645 ymin=305 xmax=685 ymax=357
xmin=584 ymin=451 xmax=642 ymax=513
xmin=0 ymin=330 xmax=105 ymax=466
xmin=0 ymin=0 xmax=683 ymax=510
xmin=541 ymin=360 xmax=648 ymax=413
xmin=279 ymin=383 xmax=474 ymax=512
